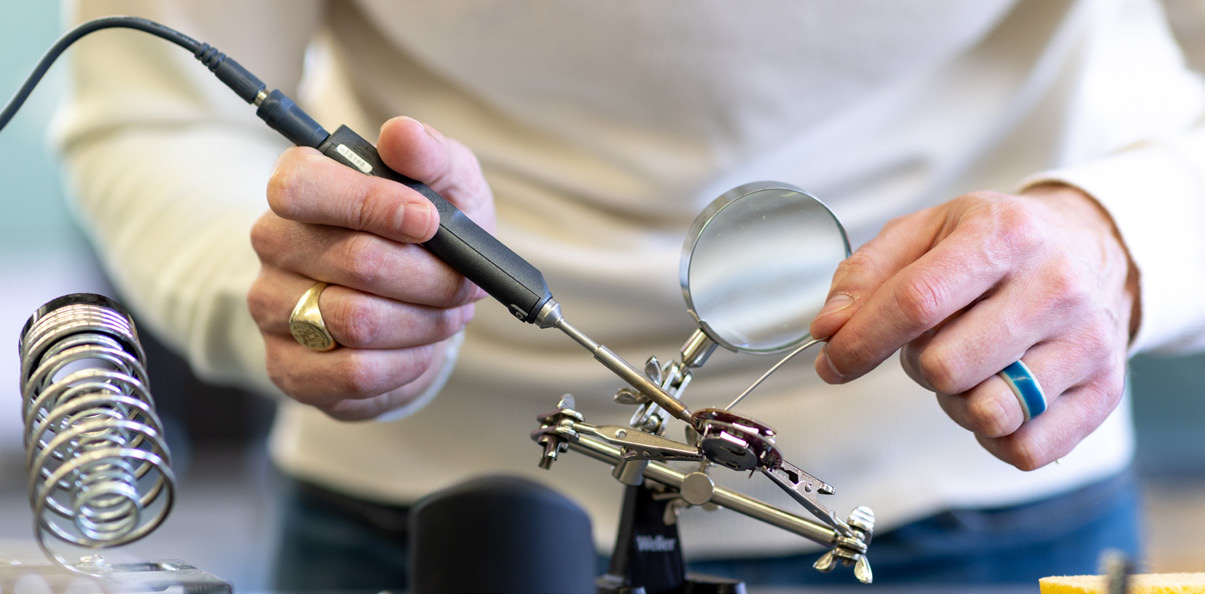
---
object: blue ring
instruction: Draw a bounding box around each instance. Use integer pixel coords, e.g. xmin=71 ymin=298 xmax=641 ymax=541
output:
xmin=998 ymin=360 xmax=1047 ymax=421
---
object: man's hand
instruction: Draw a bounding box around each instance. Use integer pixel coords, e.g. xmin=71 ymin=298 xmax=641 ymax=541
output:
xmin=809 ymin=185 xmax=1139 ymax=469
xmin=247 ymin=116 xmax=493 ymax=420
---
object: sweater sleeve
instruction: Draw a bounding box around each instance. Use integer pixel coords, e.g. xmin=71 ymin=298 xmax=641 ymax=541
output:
xmin=1023 ymin=131 xmax=1205 ymax=355
xmin=53 ymin=0 xmax=323 ymax=395
xmin=1021 ymin=2 xmax=1205 ymax=355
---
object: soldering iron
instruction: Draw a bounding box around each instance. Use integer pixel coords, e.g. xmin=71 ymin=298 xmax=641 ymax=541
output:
xmin=0 ymin=16 xmax=690 ymax=424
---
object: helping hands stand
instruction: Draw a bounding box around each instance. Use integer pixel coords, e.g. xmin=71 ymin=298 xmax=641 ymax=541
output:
xmin=531 ymin=183 xmax=872 ymax=592
xmin=533 ymin=330 xmax=875 ymax=593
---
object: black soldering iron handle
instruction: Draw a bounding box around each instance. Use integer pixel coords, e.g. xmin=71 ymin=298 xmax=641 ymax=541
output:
xmin=317 ymin=125 xmax=554 ymax=324
xmin=253 ymin=88 xmax=553 ymax=324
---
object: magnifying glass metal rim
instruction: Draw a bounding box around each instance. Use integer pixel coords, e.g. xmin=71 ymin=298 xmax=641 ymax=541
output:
xmin=679 ymin=180 xmax=851 ymax=355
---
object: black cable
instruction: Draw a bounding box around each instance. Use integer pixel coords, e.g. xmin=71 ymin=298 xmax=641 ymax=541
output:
xmin=0 ymin=16 xmax=203 ymax=132
xmin=0 ymin=15 xmax=556 ymax=327
xmin=1 ymin=14 xmax=326 ymax=148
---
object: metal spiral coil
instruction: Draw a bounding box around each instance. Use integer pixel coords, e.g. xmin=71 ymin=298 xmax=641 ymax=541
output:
xmin=18 ymin=293 xmax=174 ymax=573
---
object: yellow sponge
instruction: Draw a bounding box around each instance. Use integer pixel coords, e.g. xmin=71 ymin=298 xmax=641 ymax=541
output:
xmin=1040 ymin=573 xmax=1205 ymax=593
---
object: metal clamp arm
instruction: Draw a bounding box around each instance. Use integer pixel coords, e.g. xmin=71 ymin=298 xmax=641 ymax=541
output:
xmin=532 ymin=399 xmax=703 ymax=466
xmin=558 ymin=428 xmax=841 ymax=547
xmin=578 ymin=425 xmax=705 ymax=462
xmin=757 ymin=460 xmax=849 ymax=537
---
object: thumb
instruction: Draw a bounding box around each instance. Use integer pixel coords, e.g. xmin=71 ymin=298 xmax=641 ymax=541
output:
xmin=809 ymin=211 xmax=940 ymax=340
xmin=809 ymin=290 xmax=858 ymax=340
xmin=376 ymin=116 xmax=495 ymax=229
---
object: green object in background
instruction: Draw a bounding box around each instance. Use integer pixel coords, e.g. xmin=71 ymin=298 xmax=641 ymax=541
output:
xmin=0 ymin=1 xmax=79 ymax=244
xmin=1130 ymin=353 xmax=1205 ymax=477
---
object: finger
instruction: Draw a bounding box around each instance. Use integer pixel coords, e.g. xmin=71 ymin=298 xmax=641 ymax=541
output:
xmin=899 ymin=290 xmax=1047 ymax=396
xmin=318 ymin=346 xmax=452 ymax=421
xmin=249 ymin=269 xmax=474 ymax=349
xmin=321 ymin=391 xmax=427 ymax=422
xmin=250 ymin=212 xmax=483 ymax=306
xmin=377 ymin=116 xmax=495 ymax=228
xmin=898 ymin=328 xmax=941 ymax=391
xmin=974 ymin=380 xmax=1122 ymax=470
xmin=267 ymin=146 xmax=439 ymax=243
xmin=924 ymin=293 xmax=1124 ymax=433
xmin=932 ymin=330 xmax=1126 ymax=467
xmin=809 ymin=213 xmax=940 ymax=341
xmin=932 ymin=338 xmax=1082 ymax=436
xmin=896 ymin=226 xmax=1119 ymax=397
xmin=809 ymin=212 xmax=952 ymax=383
xmin=816 ymin=198 xmax=1016 ymax=383
xmin=933 ymin=369 xmax=1030 ymax=440
xmin=263 ymin=332 xmax=439 ymax=411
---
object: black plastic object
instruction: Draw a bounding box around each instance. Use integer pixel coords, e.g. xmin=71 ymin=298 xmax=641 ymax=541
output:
xmin=194 ymin=43 xmax=264 ymax=103
xmin=317 ymin=125 xmax=555 ymax=324
xmin=255 ymin=89 xmax=329 ymax=149
xmin=409 ymin=475 xmax=595 ymax=594
xmin=599 ymin=484 xmax=745 ymax=594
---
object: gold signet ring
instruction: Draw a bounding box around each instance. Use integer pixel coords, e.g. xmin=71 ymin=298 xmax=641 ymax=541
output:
xmin=289 ymin=282 xmax=338 ymax=351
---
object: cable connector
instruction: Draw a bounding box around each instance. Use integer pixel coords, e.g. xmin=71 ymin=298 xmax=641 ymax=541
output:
xmin=191 ymin=42 xmax=328 ymax=149
xmin=193 ymin=43 xmax=265 ymax=104
xmin=255 ymin=89 xmax=329 ymax=149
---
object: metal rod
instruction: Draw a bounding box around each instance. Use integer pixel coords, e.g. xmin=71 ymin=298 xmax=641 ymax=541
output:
xmin=556 ymin=318 xmax=692 ymax=423
xmin=565 ymin=433 xmax=837 ymax=546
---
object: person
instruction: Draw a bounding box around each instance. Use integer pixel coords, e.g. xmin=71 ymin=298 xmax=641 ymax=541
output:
xmin=53 ymin=0 xmax=1205 ymax=589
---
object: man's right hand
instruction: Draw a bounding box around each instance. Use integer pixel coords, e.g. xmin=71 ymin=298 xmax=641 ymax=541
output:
xmin=247 ymin=116 xmax=493 ymax=420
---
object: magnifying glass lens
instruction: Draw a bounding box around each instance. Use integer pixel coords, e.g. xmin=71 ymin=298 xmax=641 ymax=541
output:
xmin=681 ymin=182 xmax=850 ymax=354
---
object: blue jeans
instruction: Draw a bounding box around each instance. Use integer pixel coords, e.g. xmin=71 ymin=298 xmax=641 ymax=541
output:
xmin=270 ymin=478 xmax=412 ymax=592
xmin=269 ymin=469 xmax=1141 ymax=591
xmin=689 ymin=469 xmax=1143 ymax=587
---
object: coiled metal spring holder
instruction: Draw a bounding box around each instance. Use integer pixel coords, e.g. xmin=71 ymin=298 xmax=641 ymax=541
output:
xmin=18 ymin=293 xmax=174 ymax=574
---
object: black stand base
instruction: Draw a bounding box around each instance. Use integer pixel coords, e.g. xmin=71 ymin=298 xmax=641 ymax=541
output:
xmin=597 ymin=571 xmax=746 ymax=594
xmin=598 ymin=483 xmax=746 ymax=594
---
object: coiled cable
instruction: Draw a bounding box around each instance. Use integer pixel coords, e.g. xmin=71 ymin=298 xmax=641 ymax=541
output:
xmin=18 ymin=293 xmax=174 ymax=573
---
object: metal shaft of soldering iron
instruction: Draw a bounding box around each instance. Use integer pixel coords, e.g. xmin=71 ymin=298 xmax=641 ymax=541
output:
xmin=535 ymin=302 xmax=692 ymax=424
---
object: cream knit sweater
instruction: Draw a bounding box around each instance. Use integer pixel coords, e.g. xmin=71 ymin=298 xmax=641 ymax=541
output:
xmin=56 ymin=0 xmax=1205 ymax=556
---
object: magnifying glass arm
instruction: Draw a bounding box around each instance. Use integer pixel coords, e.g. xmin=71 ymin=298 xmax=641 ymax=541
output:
xmin=724 ymin=336 xmax=824 ymax=411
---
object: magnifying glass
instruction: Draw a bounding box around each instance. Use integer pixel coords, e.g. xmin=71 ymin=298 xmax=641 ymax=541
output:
xmin=680 ymin=181 xmax=850 ymax=408
xmin=680 ymin=181 xmax=851 ymax=471
xmin=681 ymin=181 xmax=850 ymax=354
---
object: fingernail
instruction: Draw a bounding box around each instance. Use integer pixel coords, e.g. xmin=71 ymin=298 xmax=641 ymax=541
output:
xmin=419 ymin=121 xmax=444 ymax=142
xmin=400 ymin=201 xmax=433 ymax=241
xmin=816 ymin=293 xmax=855 ymax=320
xmin=460 ymin=303 xmax=477 ymax=326
xmin=817 ymin=348 xmax=846 ymax=382
xmin=392 ymin=115 xmax=440 ymax=141
xmin=383 ymin=116 xmax=408 ymax=137
xmin=390 ymin=115 xmax=420 ymax=129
